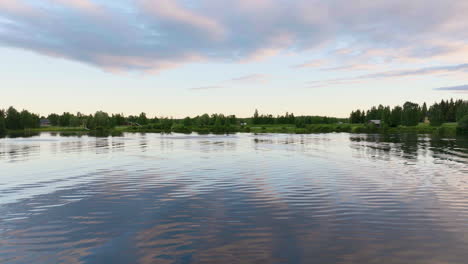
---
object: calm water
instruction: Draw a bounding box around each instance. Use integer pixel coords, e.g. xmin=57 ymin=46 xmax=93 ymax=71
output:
xmin=0 ymin=132 xmax=467 ymax=264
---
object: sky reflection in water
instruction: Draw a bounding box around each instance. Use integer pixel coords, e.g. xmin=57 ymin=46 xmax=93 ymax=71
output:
xmin=0 ymin=133 xmax=467 ymax=264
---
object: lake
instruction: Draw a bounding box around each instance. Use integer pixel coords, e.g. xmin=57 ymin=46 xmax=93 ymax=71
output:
xmin=0 ymin=132 xmax=467 ymax=264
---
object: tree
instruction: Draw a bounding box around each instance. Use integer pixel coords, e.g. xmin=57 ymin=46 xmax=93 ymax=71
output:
xmin=94 ymin=111 xmax=111 ymax=128
xmin=47 ymin=113 xmax=60 ymax=126
xmin=137 ymin=112 xmax=148 ymax=125
xmin=421 ymin=102 xmax=428 ymax=122
xmin=428 ymin=104 xmax=444 ymax=126
xmin=0 ymin=109 xmax=6 ymax=134
xmin=401 ymin=102 xmax=420 ymax=126
xmin=111 ymin=114 xmax=126 ymax=127
xmin=6 ymin=106 xmax=21 ymax=130
xmin=20 ymin=110 xmax=39 ymax=129
xmin=253 ymin=109 xmax=259 ymax=124
xmin=390 ymin=106 xmax=402 ymax=127
xmin=198 ymin=114 xmax=210 ymax=127
xmin=59 ymin=112 xmax=72 ymax=127
xmin=457 ymin=115 xmax=468 ymax=134
xmin=161 ymin=118 xmax=173 ymax=131
xmin=183 ymin=117 xmax=192 ymax=127
xmin=69 ymin=116 xmax=82 ymax=127
xmin=456 ymin=101 xmax=468 ymax=121
xmin=350 ymin=110 xmax=364 ymax=123
xmin=381 ymin=106 xmax=391 ymax=125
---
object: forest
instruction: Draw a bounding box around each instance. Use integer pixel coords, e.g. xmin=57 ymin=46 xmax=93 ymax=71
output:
xmin=0 ymin=106 xmax=344 ymax=134
xmin=350 ymin=99 xmax=468 ymax=127
xmin=1 ymin=98 xmax=467 ymax=135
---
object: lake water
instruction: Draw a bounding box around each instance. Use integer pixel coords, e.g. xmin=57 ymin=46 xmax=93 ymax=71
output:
xmin=0 ymin=132 xmax=467 ymax=264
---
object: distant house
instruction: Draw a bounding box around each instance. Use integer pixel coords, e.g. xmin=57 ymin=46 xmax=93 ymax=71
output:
xmin=40 ymin=119 xmax=51 ymax=127
xmin=127 ymin=122 xmax=141 ymax=127
xmin=368 ymin=120 xmax=381 ymax=127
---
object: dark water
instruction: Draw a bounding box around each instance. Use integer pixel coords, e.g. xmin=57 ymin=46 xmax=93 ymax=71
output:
xmin=0 ymin=132 xmax=467 ymax=264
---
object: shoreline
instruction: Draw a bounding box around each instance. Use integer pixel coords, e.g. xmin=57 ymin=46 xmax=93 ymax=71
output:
xmin=2 ymin=123 xmax=462 ymax=137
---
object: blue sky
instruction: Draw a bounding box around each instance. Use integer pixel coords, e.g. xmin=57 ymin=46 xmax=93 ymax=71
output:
xmin=1 ymin=0 xmax=467 ymax=118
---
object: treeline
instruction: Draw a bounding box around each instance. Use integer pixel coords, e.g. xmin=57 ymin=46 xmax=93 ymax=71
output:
xmin=46 ymin=111 xmax=239 ymax=130
xmin=251 ymin=109 xmax=343 ymax=127
xmin=0 ymin=107 xmax=40 ymax=134
xmin=2 ymin=99 xmax=467 ymax=135
xmin=350 ymin=99 xmax=468 ymax=127
xmin=0 ymin=106 xmax=242 ymax=134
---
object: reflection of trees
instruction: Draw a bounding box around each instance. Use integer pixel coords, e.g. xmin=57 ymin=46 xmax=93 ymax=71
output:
xmin=6 ymin=131 xmax=40 ymax=138
xmin=0 ymin=144 xmax=40 ymax=162
xmin=349 ymin=134 xmax=421 ymax=161
xmin=428 ymin=136 xmax=468 ymax=164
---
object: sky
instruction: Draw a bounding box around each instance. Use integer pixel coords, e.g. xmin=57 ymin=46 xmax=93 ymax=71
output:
xmin=1 ymin=0 xmax=467 ymax=118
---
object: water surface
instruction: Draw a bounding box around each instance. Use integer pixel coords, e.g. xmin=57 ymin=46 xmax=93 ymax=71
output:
xmin=1 ymin=132 xmax=467 ymax=263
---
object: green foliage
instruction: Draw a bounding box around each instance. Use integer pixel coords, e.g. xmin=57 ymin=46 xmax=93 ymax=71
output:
xmin=421 ymin=102 xmax=428 ymax=122
xmin=183 ymin=117 xmax=192 ymax=127
xmin=252 ymin=109 xmax=260 ymax=124
xmin=20 ymin=110 xmax=40 ymax=129
xmin=350 ymin=99 xmax=467 ymax=128
xmin=428 ymin=104 xmax=444 ymax=126
xmin=111 ymin=114 xmax=126 ymax=126
xmin=59 ymin=112 xmax=72 ymax=126
xmin=2 ymin=100 xmax=465 ymax=137
xmin=6 ymin=106 xmax=21 ymax=130
xmin=3 ymin=106 xmax=40 ymax=130
xmin=94 ymin=111 xmax=112 ymax=128
xmin=401 ymin=102 xmax=420 ymax=126
xmin=137 ymin=112 xmax=148 ymax=125
xmin=350 ymin=109 xmax=366 ymax=123
xmin=0 ymin=109 xmax=6 ymax=134
xmin=171 ymin=124 xmax=192 ymax=134
xmin=457 ymin=115 xmax=468 ymax=134
xmin=390 ymin=106 xmax=402 ymax=127
xmin=47 ymin=113 xmax=60 ymax=126
xmin=381 ymin=106 xmax=391 ymax=126
xmin=295 ymin=118 xmax=305 ymax=128
xmin=456 ymin=102 xmax=468 ymax=121
xmin=160 ymin=118 xmax=174 ymax=131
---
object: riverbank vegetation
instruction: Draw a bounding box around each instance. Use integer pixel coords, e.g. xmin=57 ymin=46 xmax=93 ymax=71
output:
xmin=349 ymin=99 xmax=468 ymax=135
xmin=1 ymin=98 xmax=467 ymax=137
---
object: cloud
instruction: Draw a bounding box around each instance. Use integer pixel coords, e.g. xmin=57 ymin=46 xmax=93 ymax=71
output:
xmin=188 ymin=85 xmax=223 ymax=91
xmin=0 ymin=0 xmax=468 ymax=73
xmin=308 ymin=63 xmax=468 ymax=87
xmin=137 ymin=0 xmax=226 ymax=40
xmin=231 ymin=74 xmax=270 ymax=83
xmin=292 ymin=60 xmax=325 ymax=69
xmin=433 ymin=84 xmax=468 ymax=91
xmin=359 ymin=63 xmax=468 ymax=79
xmin=320 ymin=64 xmax=375 ymax=72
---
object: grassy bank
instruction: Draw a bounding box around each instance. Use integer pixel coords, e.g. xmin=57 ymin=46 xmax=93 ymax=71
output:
xmin=26 ymin=126 xmax=90 ymax=132
xmin=119 ymin=122 xmax=462 ymax=137
xmin=2 ymin=123 xmax=463 ymax=137
xmin=246 ymin=123 xmax=460 ymax=136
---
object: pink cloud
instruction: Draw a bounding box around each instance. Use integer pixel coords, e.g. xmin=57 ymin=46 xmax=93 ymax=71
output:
xmin=51 ymin=0 xmax=99 ymax=12
xmin=0 ymin=0 xmax=39 ymax=16
xmin=1 ymin=0 xmax=468 ymax=75
xmin=307 ymin=63 xmax=468 ymax=87
xmin=94 ymin=53 xmax=203 ymax=74
xmin=137 ymin=0 xmax=225 ymax=40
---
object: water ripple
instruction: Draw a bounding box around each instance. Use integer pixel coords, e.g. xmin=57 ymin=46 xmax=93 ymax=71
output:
xmin=0 ymin=133 xmax=467 ymax=263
